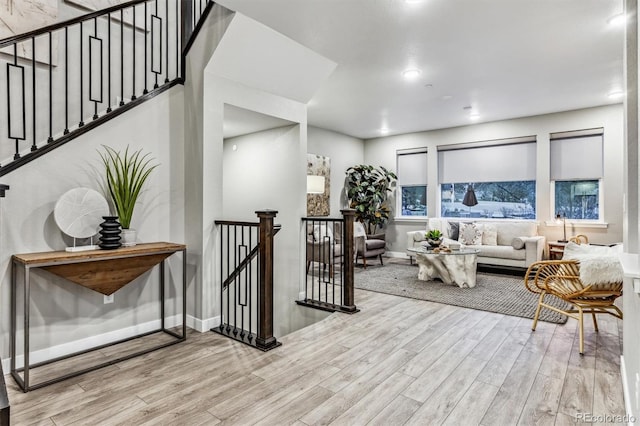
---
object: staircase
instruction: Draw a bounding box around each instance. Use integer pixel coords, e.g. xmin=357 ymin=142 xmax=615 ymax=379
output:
xmin=0 ymin=0 xmax=214 ymax=176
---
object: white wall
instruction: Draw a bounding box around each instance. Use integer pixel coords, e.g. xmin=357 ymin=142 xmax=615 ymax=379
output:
xmin=363 ymin=104 xmax=624 ymax=254
xmin=622 ymin=0 xmax=640 ymax=417
xmin=0 ymin=85 xmax=184 ymax=362
xmin=307 ymin=126 xmax=364 ymax=216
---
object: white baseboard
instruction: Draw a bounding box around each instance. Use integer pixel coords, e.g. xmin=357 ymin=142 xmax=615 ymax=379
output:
xmin=621 ymin=355 xmax=634 ymax=423
xmin=188 ymin=315 xmax=220 ymax=332
xmin=2 ymin=314 xmax=221 ymax=373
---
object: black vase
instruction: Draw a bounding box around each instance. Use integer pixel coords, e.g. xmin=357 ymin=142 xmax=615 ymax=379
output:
xmin=99 ymin=216 xmax=122 ymax=249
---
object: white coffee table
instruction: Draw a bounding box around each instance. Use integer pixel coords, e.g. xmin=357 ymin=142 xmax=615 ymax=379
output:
xmin=407 ymin=246 xmax=480 ymax=288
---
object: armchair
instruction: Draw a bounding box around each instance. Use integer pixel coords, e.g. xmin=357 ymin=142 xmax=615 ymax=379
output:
xmin=306 ymin=222 xmax=342 ymax=275
xmin=354 ymin=222 xmax=386 ymax=268
xmin=524 ymin=243 xmax=623 ymax=354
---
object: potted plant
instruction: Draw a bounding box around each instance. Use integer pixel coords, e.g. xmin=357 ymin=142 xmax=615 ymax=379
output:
xmin=99 ymin=145 xmax=158 ymax=247
xmin=345 ymin=164 xmax=397 ymax=235
xmin=425 ymin=229 xmax=443 ymax=248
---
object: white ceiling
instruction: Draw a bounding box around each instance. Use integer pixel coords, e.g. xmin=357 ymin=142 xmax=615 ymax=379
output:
xmin=215 ymin=0 xmax=625 ymax=140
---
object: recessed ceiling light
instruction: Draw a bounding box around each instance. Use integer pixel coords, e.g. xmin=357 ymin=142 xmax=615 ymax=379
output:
xmin=608 ymin=91 xmax=624 ymax=99
xmin=442 ymin=95 xmax=453 ymax=100
xmin=380 ymin=127 xmax=389 ymax=134
xmin=404 ymin=0 xmax=422 ymax=3
xmin=402 ymin=69 xmax=422 ymax=80
xmin=470 ymin=113 xmax=480 ymax=120
xmin=607 ymin=13 xmax=626 ymax=26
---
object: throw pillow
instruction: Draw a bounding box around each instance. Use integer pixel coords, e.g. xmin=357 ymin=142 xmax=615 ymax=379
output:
xmin=482 ymin=224 xmax=498 ymax=246
xmin=459 ymin=222 xmax=482 ymax=245
xmin=511 ymin=237 xmax=525 ymax=250
xmin=313 ymin=225 xmax=333 ymax=242
xmin=448 ymin=222 xmax=460 ymax=241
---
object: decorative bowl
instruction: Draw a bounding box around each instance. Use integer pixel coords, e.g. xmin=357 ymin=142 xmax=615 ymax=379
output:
xmin=427 ymin=238 xmax=442 ymax=248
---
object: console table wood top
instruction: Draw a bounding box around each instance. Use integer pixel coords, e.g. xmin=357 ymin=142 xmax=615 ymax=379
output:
xmin=13 ymin=242 xmax=186 ymax=265
xmin=12 ymin=242 xmax=187 ymax=296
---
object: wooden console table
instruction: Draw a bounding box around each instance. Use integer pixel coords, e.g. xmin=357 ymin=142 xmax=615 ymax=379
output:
xmin=11 ymin=242 xmax=187 ymax=392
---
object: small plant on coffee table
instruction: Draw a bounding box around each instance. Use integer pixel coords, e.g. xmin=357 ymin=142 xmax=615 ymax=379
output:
xmin=426 ymin=229 xmax=443 ymax=248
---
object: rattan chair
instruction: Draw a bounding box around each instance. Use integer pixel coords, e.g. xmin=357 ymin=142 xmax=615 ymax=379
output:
xmin=569 ymin=234 xmax=589 ymax=244
xmin=524 ymin=260 xmax=622 ymax=354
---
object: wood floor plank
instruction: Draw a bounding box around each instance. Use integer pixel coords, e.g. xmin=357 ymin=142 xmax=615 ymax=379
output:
xmin=480 ymin=330 xmax=554 ymax=425
xmin=402 ymin=338 xmax=481 ymax=403
xmin=556 ymin=363 xmax=595 ymax=420
xmin=475 ymin=331 xmax=530 ymax=387
xmin=367 ymin=395 xmax=422 ymax=426
xmin=215 ymin=364 xmax=340 ymax=424
xmin=405 ymin=355 xmax=488 ymax=425
xmin=515 ymin=373 xmax=564 ymax=426
xmin=441 ymin=380 xmax=500 ymax=426
xmin=253 ymin=386 xmax=334 ymax=426
xmin=300 ymin=348 xmax=415 ymax=425
xmin=329 ymin=371 xmax=415 ymax=425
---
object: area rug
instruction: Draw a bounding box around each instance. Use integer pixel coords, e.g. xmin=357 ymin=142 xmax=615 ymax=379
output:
xmin=354 ymin=263 xmax=569 ymax=324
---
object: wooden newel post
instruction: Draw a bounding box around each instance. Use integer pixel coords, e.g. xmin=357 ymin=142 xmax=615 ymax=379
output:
xmin=255 ymin=210 xmax=280 ymax=351
xmin=341 ymin=209 xmax=358 ymax=312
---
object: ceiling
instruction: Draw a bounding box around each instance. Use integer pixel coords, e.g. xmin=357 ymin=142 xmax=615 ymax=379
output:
xmin=215 ymin=0 xmax=625 ymax=140
xmin=223 ymin=104 xmax=295 ymax=139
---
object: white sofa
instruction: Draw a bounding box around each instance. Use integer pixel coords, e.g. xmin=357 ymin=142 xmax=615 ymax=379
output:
xmin=407 ymin=218 xmax=545 ymax=268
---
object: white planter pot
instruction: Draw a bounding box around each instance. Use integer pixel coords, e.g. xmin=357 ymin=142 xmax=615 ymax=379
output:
xmin=121 ymin=229 xmax=137 ymax=247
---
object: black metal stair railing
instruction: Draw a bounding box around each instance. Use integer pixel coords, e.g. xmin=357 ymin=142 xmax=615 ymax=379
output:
xmin=213 ymin=210 xmax=282 ymax=352
xmin=0 ymin=0 xmax=214 ymax=177
xmin=298 ymin=209 xmax=359 ymax=314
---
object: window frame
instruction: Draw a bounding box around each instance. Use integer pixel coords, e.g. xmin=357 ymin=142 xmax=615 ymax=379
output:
xmin=395 ymin=148 xmax=428 ymax=220
xmin=549 ymin=128 xmax=605 ymax=224
xmin=550 ymin=178 xmax=605 ymax=224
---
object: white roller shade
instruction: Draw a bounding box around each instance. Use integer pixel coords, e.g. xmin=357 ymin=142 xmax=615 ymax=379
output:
xmin=398 ymin=151 xmax=427 ymax=185
xmin=438 ymin=142 xmax=536 ymax=183
xmin=550 ymin=134 xmax=603 ymax=180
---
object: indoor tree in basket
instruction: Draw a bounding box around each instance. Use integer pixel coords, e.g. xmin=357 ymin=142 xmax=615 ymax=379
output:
xmin=345 ymin=164 xmax=397 ymax=235
xmin=99 ymin=145 xmax=158 ymax=247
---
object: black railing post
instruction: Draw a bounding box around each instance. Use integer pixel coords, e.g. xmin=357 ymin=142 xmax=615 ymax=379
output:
xmin=255 ymin=210 xmax=279 ymax=351
xmin=341 ymin=209 xmax=357 ymax=312
xmin=181 ymin=0 xmax=193 ymax=56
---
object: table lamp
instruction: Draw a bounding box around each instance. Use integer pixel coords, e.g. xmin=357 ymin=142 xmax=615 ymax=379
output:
xmin=556 ymin=213 xmax=568 ymax=243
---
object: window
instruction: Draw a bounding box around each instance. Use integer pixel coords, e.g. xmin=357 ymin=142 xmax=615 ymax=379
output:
xmin=396 ymin=149 xmax=428 ymax=218
xmin=550 ymin=129 xmax=603 ymax=221
xmin=438 ymin=136 xmax=537 ymax=219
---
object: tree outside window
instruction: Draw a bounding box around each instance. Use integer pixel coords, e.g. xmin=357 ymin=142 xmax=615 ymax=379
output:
xmin=554 ymin=180 xmax=599 ymax=220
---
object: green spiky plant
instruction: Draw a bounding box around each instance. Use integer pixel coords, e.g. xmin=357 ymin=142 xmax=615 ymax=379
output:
xmin=99 ymin=145 xmax=158 ymax=229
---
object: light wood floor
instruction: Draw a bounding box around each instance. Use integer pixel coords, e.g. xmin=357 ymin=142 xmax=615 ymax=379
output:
xmin=5 ymin=281 xmax=624 ymax=425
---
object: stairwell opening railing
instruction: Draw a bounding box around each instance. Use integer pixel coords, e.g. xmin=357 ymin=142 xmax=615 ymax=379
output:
xmin=0 ymin=0 xmax=214 ymax=176
xmin=298 ymin=209 xmax=358 ymax=314
xmin=214 ymin=210 xmax=282 ymax=351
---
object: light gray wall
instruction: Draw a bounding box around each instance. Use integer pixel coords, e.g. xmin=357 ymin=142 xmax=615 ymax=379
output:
xmin=363 ymin=105 xmax=624 ymax=254
xmin=183 ymin=5 xmax=234 ymax=321
xmin=0 ymin=85 xmax=184 ymax=360
xmin=307 ymin=126 xmax=364 ymax=216
xmin=223 ymin=125 xmax=330 ymax=336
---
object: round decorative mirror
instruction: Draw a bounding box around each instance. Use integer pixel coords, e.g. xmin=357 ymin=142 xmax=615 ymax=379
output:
xmin=54 ymin=187 xmax=109 ymax=240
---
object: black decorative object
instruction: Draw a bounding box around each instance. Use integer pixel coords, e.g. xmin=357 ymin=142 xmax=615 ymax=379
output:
xmin=462 ymin=185 xmax=478 ymax=207
xmin=99 ymin=216 xmax=122 ymax=249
